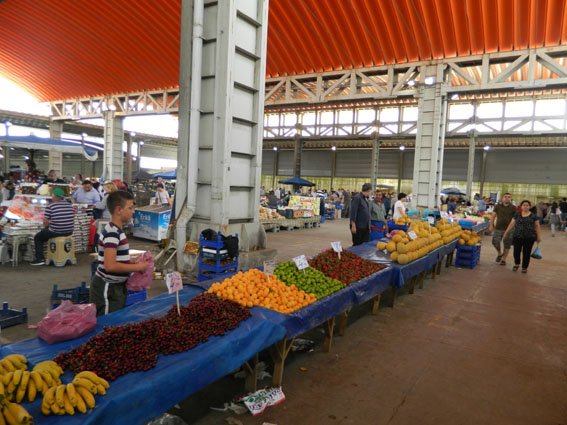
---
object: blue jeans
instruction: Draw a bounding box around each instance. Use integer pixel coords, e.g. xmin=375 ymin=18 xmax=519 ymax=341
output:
xmin=34 ymin=229 xmax=72 ymax=262
xmin=561 ymin=213 xmax=567 ymax=231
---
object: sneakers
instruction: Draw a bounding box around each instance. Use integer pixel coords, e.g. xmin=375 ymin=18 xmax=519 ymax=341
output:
xmin=30 ymin=261 xmax=45 ymax=266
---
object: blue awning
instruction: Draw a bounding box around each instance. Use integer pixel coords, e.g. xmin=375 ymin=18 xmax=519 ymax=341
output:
xmin=0 ymin=135 xmax=99 ymax=161
xmin=153 ymin=169 xmax=176 ymax=179
xmin=278 ymin=177 xmax=315 ymax=186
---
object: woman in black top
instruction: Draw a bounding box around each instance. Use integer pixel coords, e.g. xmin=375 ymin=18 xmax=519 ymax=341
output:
xmin=503 ymin=200 xmax=541 ymax=273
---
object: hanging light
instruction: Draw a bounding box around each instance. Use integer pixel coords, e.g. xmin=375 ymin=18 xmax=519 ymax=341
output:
xmin=451 ymin=93 xmax=459 ymax=100
xmin=331 ymin=146 xmax=337 ymax=151
xmin=399 ymin=145 xmax=406 ymax=151
xmin=407 ymin=80 xmax=416 ymax=87
xmin=273 ymin=146 xmax=278 ymax=151
xmin=483 ymin=145 xmax=491 ymax=151
xmin=424 ymin=76 xmax=435 ymax=85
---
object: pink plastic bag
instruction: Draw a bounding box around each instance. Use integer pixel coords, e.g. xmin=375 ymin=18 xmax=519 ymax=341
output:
xmin=37 ymin=301 xmax=96 ymax=345
xmin=126 ymin=250 xmax=154 ymax=291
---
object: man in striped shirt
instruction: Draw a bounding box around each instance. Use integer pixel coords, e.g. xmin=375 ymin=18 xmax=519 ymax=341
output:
xmin=31 ymin=187 xmax=75 ymax=266
xmin=90 ymin=190 xmax=147 ymax=316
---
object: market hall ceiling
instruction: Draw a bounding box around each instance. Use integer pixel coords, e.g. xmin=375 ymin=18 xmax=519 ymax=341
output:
xmin=1 ymin=0 xmax=566 ymax=102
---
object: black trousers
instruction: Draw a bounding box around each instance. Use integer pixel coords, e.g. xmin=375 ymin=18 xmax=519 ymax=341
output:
xmin=352 ymin=227 xmax=370 ymax=246
xmin=513 ymin=237 xmax=536 ymax=269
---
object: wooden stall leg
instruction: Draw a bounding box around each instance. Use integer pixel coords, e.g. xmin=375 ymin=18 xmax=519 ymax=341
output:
xmin=390 ymin=286 xmax=398 ymax=308
xmin=244 ymin=353 xmax=259 ymax=392
xmin=418 ymin=270 xmax=427 ymax=289
xmin=408 ymin=276 xmax=418 ymax=294
xmin=371 ymin=294 xmax=381 ymax=315
xmin=436 ymin=259 xmax=443 ymax=275
xmin=339 ymin=308 xmax=351 ymax=336
xmin=446 ymin=252 xmax=453 ymax=268
xmin=431 ymin=265 xmax=436 ymax=279
xmin=323 ymin=317 xmax=336 ymax=352
xmin=269 ymin=338 xmax=294 ymax=388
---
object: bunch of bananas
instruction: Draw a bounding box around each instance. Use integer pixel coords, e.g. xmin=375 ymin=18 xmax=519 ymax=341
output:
xmin=41 ymin=371 xmax=109 ymax=416
xmin=1 ymin=360 xmax=62 ymax=403
xmin=0 ymin=355 xmax=27 ymax=375
xmin=0 ymin=389 xmax=33 ymax=425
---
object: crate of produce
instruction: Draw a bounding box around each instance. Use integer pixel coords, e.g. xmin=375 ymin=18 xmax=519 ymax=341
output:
xmin=51 ymin=281 xmax=90 ymax=304
xmin=458 ymin=220 xmax=476 ymax=230
xmin=125 ymin=288 xmax=147 ymax=306
xmin=387 ymin=220 xmax=410 ymax=231
xmin=0 ymin=302 xmax=28 ymax=328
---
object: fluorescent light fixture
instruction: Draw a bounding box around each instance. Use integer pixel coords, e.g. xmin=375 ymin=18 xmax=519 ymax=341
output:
xmin=81 ymin=132 xmax=88 ymax=138
xmin=451 ymin=93 xmax=459 ymax=100
xmin=331 ymin=146 xmax=337 ymax=151
xmin=273 ymin=146 xmax=278 ymax=151
xmin=407 ymin=80 xmax=416 ymax=87
xmin=483 ymin=145 xmax=491 ymax=151
xmin=139 ymin=141 xmax=144 ymax=146
xmin=4 ymin=121 xmax=12 ymax=127
xmin=24 ymin=156 xmax=29 ymax=160
xmin=424 ymin=76 xmax=435 ymax=85
xmin=399 ymin=145 xmax=406 ymax=151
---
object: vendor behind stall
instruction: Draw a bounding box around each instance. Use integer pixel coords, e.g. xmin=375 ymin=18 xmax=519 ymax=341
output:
xmin=370 ymin=190 xmax=388 ymax=240
xmin=31 ymin=188 xmax=75 ymax=266
xmin=1 ymin=181 xmax=15 ymax=202
xmin=72 ymin=180 xmax=101 ymax=207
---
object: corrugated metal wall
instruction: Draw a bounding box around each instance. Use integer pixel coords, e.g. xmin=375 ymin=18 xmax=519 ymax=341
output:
xmin=262 ymin=148 xmax=567 ymax=185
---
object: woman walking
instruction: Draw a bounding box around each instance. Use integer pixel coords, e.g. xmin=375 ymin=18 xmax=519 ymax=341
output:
xmin=503 ymin=200 xmax=541 ymax=273
xmin=547 ymin=202 xmax=562 ymax=237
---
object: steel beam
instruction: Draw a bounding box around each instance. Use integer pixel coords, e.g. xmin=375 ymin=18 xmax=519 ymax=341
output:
xmin=370 ymin=137 xmax=380 ymax=193
xmin=466 ymin=132 xmax=476 ymax=200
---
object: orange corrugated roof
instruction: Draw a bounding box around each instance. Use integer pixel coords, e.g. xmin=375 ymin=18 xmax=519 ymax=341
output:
xmin=1 ymin=0 xmax=566 ymax=102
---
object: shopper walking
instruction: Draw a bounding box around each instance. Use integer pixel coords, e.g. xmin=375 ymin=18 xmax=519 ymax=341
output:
xmin=31 ymin=188 xmax=75 ymax=266
xmin=370 ymin=190 xmax=388 ymax=240
xmin=343 ymin=190 xmax=351 ymax=219
xmin=393 ymin=193 xmax=407 ymax=220
xmin=559 ymin=198 xmax=567 ymax=231
xmin=503 ymin=200 xmax=541 ymax=273
xmin=489 ymin=193 xmax=516 ymax=265
xmin=547 ymin=202 xmax=562 ymax=237
xmin=350 ymin=183 xmax=372 ymax=246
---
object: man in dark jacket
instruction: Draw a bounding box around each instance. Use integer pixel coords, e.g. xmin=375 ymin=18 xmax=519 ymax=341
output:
xmin=350 ymin=183 xmax=372 ymax=246
xmin=342 ymin=189 xmax=351 ymax=218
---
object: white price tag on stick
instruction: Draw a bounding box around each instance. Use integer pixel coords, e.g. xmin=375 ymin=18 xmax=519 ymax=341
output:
xmin=408 ymin=230 xmax=418 ymax=240
xmin=440 ymin=211 xmax=449 ymax=219
xmin=263 ymin=260 xmax=276 ymax=280
xmin=166 ymin=272 xmax=183 ymax=315
xmin=293 ymin=255 xmax=309 ymax=271
xmin=428 ymin=216 xmax=435 ymax=225
xmin=331 ymin=241 xmax=343 ymax=259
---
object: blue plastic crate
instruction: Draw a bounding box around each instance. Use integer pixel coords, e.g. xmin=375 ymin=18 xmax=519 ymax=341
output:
xmin=387 ymin=220 xmax=410 ymax=231
xmin=125 ymin=288 xmax=147 ymax=306
xmin=458 ymin=220 xmax=475 ymax=229
xmin=455 ymin=259 xmax=480 ymax=269
xmin=0 ymin=302 xmax=28 ymax=328
xmin=51 ymin=282 xmax=90 ymax=304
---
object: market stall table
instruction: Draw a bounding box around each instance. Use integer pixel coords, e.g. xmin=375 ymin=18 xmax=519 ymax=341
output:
xmin=0 ymin=285 xmax=287 ymax=425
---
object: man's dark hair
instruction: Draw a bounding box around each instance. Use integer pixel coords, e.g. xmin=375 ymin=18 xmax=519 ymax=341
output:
xmin=107 ymin=190 xmax=134 ymax=214
xmin=562 ymin=198 xmax=566 ymax=201
xmin=157 ymin=183 xmax=164 ymax=189
xmin=398 ymin=192 xmax=407 ymax=200
xmin=503 ymin=192 xmax=511 ymax=196
xmin=82 ymin=180 xmax=92 ymax=186
xmin=361 ymin=183 xmax=372 ymax=192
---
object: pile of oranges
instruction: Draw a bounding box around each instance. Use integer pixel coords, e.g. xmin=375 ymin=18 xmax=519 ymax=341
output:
xmin=208 ymin=269 xmax=316 ymax=314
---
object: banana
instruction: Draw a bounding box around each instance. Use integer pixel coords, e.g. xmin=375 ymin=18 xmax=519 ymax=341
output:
xmin=55 ymin=384 xmax=66 ymax=408
xmin=0 ymin=410 xmax=5 ymax=425
xmin=5 ymin=379 xmax=16 ymax=396
xmin=2 ymin=373 xmax=12 ymax=387
xmin=38 ymin=370 xmax=53 ymax=387
xmin=0 ymin=364 xmax=7 ymax=375
xmin=98 ymin=376 xmax=110 ymax=390
xmin=4 ymin=355 xmax=26 ymax=364
xmin=11 ymin=370 xmax=22 ymax=387
xmin=15 ymin=372 xmax=29 ymax=402
xmin=36 ymin=361 xmax=62 ymax=374
xmin=29 ymin=371 xmax=43 ymax=393
xmin=26 ymin=379 xmax=36 ymax=403
xmin=66 ymin=383 xmax=77 ymax=407
xmin=75 ymin=371 xmax=101 ymax=384
xmin=3 ymin=356 xmax=26 ymax=370
xmin=1 ymin=407 xmax=18 ymax=425
xmin=63 ymin=392 xmax=75 ymax=415
xmin=73 ymin=378 xmax=96 ymax=394
xmin=41 ymin=403 xmax=51 ymax=415
xmin=0 ymin=360 xmax=15 ymax=373
xmin=50 ymin=401 xmax=61 ymax=415
xmin=41 ymin=379 xmax=48 ymax=395
xmin=43 ymin=386 xmax=56 ymax=406
xmin=96 ymin=383 xmax=106 ymax=396
xmin=0 ymin=381 xmax=5 ymax=397
xmin=4 ymin=401 xmax=32 ymax=424
xmin=74 ymin=389 xmax=87 ymax=414
xmin=75 ymin=386 xmax=95 ymax=409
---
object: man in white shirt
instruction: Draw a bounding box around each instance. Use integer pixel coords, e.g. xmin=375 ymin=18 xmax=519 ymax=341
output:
xmin=275 ymin=187 xmax=281 ymax=199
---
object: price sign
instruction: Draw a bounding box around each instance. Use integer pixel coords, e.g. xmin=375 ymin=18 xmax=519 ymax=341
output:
xmin=330 ymin=241 xmax=343 ymax=253
xmin=263 ymin=260 xmax=276 ymax=277
xmin=428 ymin=216 xmax=435 ymax=225
xmin=293 ymin=255 xmax=309 ymax=270
xmin=165 ymin=272 xmax=183 ymax=294
xmin=440 ymin=211 xmax=449 ymax=219
xmin=383 ymin=249 xmax=389 ymax=255
xmin=408 ymin=230 xmax=418 ymax=240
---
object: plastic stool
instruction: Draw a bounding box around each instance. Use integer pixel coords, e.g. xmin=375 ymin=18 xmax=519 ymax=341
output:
xmin=46 ymin=236 xmax=77 ymax=267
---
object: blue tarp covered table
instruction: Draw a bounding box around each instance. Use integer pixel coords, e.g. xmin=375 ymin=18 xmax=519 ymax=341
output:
xmin=0 ymin=285 xmax=287 ymax=425
xmin=472 ymin=221 xmax=490 ymax=233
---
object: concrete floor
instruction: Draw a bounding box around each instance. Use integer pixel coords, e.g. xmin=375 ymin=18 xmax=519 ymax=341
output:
xmin=1 ymin=219 xmax=566 ymax=425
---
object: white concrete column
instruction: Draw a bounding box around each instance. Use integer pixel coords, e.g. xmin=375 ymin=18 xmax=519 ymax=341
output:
xmin=48 ymin=121 xmax=64 ymax=177
xmin=370 ymin=137 xmax=380 ymax=193
xmin=175 ymin=0 xmax=269 ymax=265
xmin=412 ymin=64 xmax=448 ymax=209
xmin=102 ymin=111 xmax=124 ymax=181
xmin=466 ymin=131 xmax=476 ymax=200
xmin=272 ymin=148 xmax=279 ymax=190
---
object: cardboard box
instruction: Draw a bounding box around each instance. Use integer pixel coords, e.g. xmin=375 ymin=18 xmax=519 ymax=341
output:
xmin=293 ymin=209 xmax=305 ymax=218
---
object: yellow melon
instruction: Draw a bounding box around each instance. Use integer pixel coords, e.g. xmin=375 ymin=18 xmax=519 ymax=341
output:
xmin=459 ymin=239 xmax=465 ymax=245
xmin=397 ymin=254 xmax=409 ymax=265
xmin=397 ymin=243 xmax=408 ymax=254
xmin=386 ymin=242 xmax=397 ymax=253
xmin=392 ymin=234 xmax=403 ymax=243
xmin=377 ymin=242 xmax=387 ymax=250
xmin=390 ymin=251 xmax=399 ymax=262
